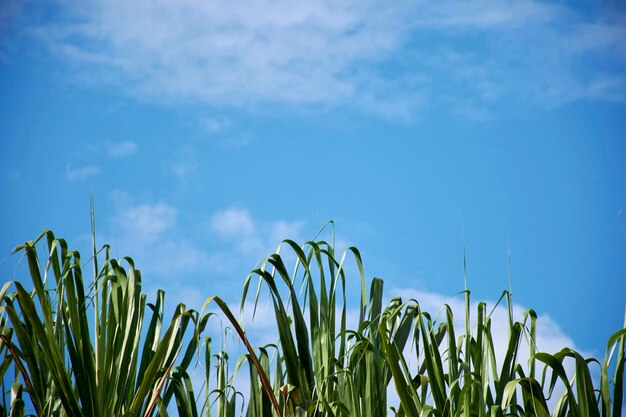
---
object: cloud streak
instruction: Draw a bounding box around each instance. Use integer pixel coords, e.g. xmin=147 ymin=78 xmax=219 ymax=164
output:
xmin=66 ymin=162 xmax=99 ymax=181
xmin=102 ymin=199 xmax=308 ymax=291
xmin=208 ymin=207 xmax=305 ymax=272
xmin=105 ymin=191 xmax=210 ymax=278
xmin=33 ymin=0 xmax=626 ymax=118
xmin=105 ymin=140 xmax=138 ymax=158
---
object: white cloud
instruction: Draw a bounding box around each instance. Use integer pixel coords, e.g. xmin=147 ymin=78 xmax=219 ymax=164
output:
xmin=35 ymin=0 xmax=626 ymax=118
xmin=42 ymin=0 xmax=404 ymax=108
xmin=201 ymin=116 xmax=233 ymax=133
xmin=105 ymin=191 xmax=210 ymax=277
xmin=210 ymin=207 xmax=305 ymax=259
xmin=211 ymin=208 xmax=256 ymax=239
xmin=410 ymin=0 xmax=559 ymax=30
xmin=101 ymin=200 xmax=311 ymax=286
xmin=105 ymin=140 xmax=138 ymax=157
xmin=118 ymin=202 xmax=177 ymax=244
xmin=166 ymin=145 xmax=201 ymax=182
xmin=65 ymin=162 xmax=100 ymax=181
xmin=168 ymin=159 xmax=200 ymax=180
xmin=217 ymin=135 xmax=252 ymax=150
xmin=199 ymin=117 xmax=251 ymax=150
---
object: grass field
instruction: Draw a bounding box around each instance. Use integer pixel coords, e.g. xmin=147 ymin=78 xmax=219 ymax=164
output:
xmin=1 ymin=230 xmax=624 ymax=417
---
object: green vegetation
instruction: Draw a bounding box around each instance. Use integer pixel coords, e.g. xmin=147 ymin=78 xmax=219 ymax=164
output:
xmin=1 ymin=230 xmax=624 ymax=417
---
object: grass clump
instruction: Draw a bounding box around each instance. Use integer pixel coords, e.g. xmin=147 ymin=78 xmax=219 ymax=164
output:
xmin=0 ymin=231 xmax=207 ymax=417
xmin=0 ymin=230 xmax=624 ymax=417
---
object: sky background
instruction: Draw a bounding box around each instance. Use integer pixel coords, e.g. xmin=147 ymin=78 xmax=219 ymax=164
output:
xmin=1 ymin=0 xmax=625 ymax=370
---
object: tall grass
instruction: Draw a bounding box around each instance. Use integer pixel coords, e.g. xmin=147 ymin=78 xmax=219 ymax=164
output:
xmin=1 ymin=231 xmax=624 ymax=417
xmin=0 ymin=231 xmax=207 ymax=417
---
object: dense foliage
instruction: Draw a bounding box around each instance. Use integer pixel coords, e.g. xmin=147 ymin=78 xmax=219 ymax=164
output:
xmin=0 ymin=230 xmax=624 ymax=417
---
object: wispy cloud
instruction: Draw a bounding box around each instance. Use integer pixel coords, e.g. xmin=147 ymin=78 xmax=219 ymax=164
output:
xmin=115 ymin=201 xmax=177 ymax=245
xmin=210 ymin=207 xmax=305 ymax=259
xmin=33 ymin=0 xmax=625 ymax=118
xmin=216 ymin=135 xmax=252 ymax=150
xmin=102 ymin=199 xmax=307 ymax=284
xmin=410 ymin=1 xmax=560 ymax=30
xmin=65 ymin=162 xmax=99 ymax=181
xmin=211 ymin=208 xmax=256 ymax=241
xmin=199 ymin=116 xmax=252 ymax=149
xmin=166 ymin=145 xmax=200 ymax=182
xmin=200 ymin=116 xmax=233 ymax=134
xmin=105 ymin=140 xmax=138 ymax=158
xmin=105 ymin=191 xmax=209 ymax=277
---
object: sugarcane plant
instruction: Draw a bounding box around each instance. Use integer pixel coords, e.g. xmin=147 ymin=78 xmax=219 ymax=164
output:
xmin=205 ymin=232 xmax=625 ymax=417
xmin=1 ymin=229 xmax=625 ymax=417
xmin=0 ymin=230 xmax=210 ymax=417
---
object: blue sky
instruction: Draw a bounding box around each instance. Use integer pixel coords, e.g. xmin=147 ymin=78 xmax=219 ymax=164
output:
xmin=1 ymin=0 xmax=625 ymax=365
